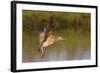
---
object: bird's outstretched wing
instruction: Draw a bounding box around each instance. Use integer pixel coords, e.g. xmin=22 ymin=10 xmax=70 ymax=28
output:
xmin=42 ymin=16 xmax=54 ymax=42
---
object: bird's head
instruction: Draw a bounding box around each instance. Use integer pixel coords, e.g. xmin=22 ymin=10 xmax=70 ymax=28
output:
xmin=56 ymin=36 xmax=64 ymax=41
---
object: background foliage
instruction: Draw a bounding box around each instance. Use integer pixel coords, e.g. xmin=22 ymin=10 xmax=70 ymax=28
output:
xmin=22 ymin=10 xmax=91 ymax=34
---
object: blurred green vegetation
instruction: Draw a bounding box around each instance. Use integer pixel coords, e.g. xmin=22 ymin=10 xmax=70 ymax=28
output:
xmin=22 ymin=10 xmax=91 ymax=35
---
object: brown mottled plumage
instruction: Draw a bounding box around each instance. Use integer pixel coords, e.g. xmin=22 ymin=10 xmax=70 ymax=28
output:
xmin=38 ymin=31 xmax=64 ymax=57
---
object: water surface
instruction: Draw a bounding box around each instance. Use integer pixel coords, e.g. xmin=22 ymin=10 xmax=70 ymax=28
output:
xmin=22 ymin=30 xmax=91 ymax=63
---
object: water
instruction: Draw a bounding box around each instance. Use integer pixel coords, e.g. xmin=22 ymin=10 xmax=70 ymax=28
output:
xmin=22 ymin=30 xmax=91 ymax=63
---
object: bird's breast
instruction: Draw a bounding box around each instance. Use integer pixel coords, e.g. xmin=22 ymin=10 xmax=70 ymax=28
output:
xmin=42 ymin=35 xmax=55 ymax=47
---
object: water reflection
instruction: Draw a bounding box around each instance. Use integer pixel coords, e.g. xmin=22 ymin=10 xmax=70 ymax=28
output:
xmin=23 ymin=46 xmax=90 ymax=62
xmin=22 ymin=32 xmax=91 ymax=63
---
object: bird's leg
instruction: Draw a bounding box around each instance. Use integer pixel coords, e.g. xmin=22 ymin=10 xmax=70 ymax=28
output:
xmin=38 ymin=43 xmax=43 ymax=52
xmin=40 ymin=47 xmax=44 ymax=58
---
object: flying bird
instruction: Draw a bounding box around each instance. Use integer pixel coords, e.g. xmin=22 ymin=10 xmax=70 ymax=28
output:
xmin=38 ymin=16 xmax=64 ymax=57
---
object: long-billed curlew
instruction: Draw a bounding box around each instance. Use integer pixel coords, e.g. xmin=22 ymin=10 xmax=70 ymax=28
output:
xmin=38 ymin=16 xmax=64 ymax=57
xmin=38 ymin=30 xmax=64 ymax=57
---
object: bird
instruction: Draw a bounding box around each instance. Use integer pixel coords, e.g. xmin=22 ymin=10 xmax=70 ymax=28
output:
xmin=38 ymin=30 xmax=64 ymax=57
xmin=38 ymin=16 xmax=64 ymax=57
